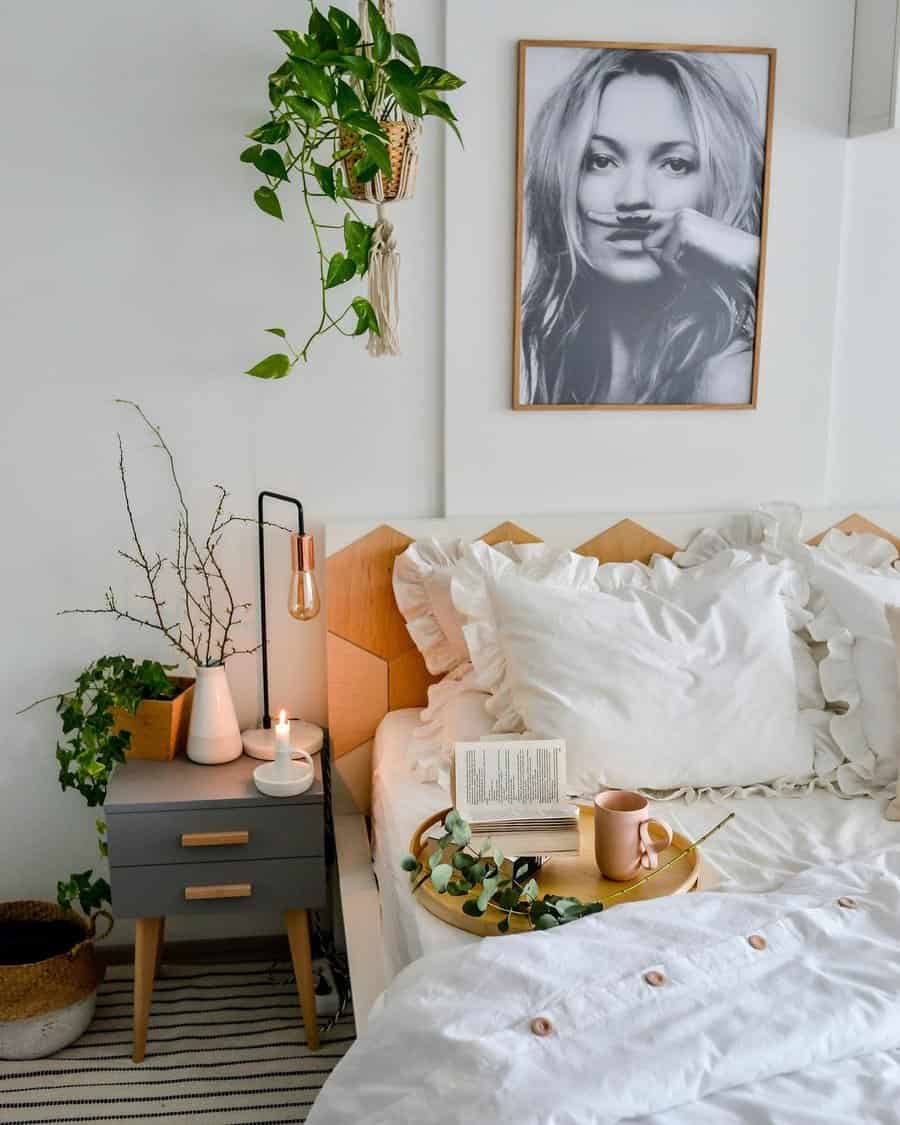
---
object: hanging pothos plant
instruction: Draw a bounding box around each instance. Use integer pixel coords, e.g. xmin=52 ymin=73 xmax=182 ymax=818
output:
xmin=243 ymin=1 xmax=464 ymax=378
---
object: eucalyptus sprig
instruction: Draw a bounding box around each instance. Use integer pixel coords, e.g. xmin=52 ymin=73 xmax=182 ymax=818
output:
xmin=243 ymin=1 xmax=464 ymax=374
xmin=402 ymin=809 xmax=735 ymax=933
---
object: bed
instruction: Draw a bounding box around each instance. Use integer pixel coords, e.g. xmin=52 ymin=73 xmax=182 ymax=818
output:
xmin=319 ymin=509 xmax=900 ymax=1123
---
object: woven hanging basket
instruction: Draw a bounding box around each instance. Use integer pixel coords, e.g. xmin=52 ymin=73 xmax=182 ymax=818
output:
xmin=0 ymin=900 xmax=111 ymax=1058
xmin=341 ymin=121 xmax=419 ymax=202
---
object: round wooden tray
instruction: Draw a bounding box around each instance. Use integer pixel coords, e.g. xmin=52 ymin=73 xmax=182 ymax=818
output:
xmin=409 ymin=806 xmax=701 ymax=937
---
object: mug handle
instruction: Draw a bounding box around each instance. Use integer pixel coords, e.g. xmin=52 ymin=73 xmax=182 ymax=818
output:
xmin=639 ymin=819 xmax=673 ymax=870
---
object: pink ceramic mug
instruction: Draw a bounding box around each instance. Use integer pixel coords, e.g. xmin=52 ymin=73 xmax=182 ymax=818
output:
xmin=593 ymin=790 xmax=674 ymax=882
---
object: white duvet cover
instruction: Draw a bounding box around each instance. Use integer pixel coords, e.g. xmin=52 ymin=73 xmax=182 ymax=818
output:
xmin=311 ymin=846 xmax=900 ymax=1124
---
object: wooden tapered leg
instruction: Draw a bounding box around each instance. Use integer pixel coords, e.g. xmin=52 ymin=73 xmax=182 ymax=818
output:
xmin=284 ymin=908 xmax=320 ymax=1052
xmin=154 ymin=916 xmax=166 ymax=975
xmin=133 ymin=917 xmax=164 ymax=1063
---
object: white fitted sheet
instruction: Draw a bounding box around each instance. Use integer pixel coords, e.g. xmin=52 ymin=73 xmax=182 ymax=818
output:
xmin=371 ymin=708 xmax=900 ymax=982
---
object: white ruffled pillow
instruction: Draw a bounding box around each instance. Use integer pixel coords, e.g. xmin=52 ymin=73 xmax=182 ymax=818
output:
xmin=679 ymin=505 xmax=900 ymax=803
xmin=392 ymin=538 xmax=599 ymax=675
xmin=406 ymin=663 xmax=493 ymax=787
xmin=882 ymin=606 xmax=900 ymax=820
xmin=454 ymin=551 xmax=815 ymax=796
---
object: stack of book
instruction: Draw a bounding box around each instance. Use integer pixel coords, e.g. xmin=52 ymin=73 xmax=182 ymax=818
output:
xmin=452 ymin=738 xmax=579 ymax=855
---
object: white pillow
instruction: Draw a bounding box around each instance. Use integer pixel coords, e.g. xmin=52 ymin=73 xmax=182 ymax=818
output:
xmin=406 ymin=664 xmax=494 ymax=786
xmin=882 ymin=605 xmax=900 ymax=820
xmin=392 ymin=538 xmax=599 ymax=675
xmin=455 ymin=554 xmax=814 ymax=795
xmin=798 ymin=530 xmax=900 ymax=794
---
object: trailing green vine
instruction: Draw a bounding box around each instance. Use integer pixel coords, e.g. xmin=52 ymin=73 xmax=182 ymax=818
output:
xmin=243 ymin=1 xmax=464 ymax=375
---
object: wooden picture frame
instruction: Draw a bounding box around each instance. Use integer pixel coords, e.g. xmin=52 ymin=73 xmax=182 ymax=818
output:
xmin=512 ymin=41 xmax=777 ymax=411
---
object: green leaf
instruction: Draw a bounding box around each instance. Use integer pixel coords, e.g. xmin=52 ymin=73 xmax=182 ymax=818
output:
xmin=343 ymin=214 xmax=373 ymax=273
xmin=415 ymin=65 xmax=466 ymax=92
xmin=450 ymin=820 xmax=471 ymax=848
xmin=253 ymin=148 xmax=288 ymax=180
xmin=351 ymin=296 xmax=379 ymax=334
xmin=285 ymin=95 xmax=322 ymax=128
xmin=446 ymin=882 xmax=470 ymax=896
xmin=421 ymin=92 xmax=463 ymax=145
xmin=385 ymin=59 xmax=418 ymax=88
xmin=462 ymin=899 xmax=486 ymax=917
xmin=498 ymin=917 xmax=510 ymax=933
xmin=274 ymin=29 xmax=304 ymax=53
xmin=428 ymin=846 xmax=445 ymax=871
xmin=522 ymin=879 xmax=539 ymax=901
xmin=400 ymin=853 xmax=418 ymax=872
xmin=240 ymin=144 xmax=262 ymax=164
xmin=314 ymin=162 xmax=336 ymax=200
xmin=247 ymin=119 xmax=290 ymax=144
xmin=325 ymin=252 xmax=356 ymax=289
xmin=328 ymin=7 xmax=362 ymax=49
xmin=253 ymin=185 xmax=283 ymax=220
xmin=245 ymin=353 xmax=292 ymax=379
xmin=364 ymin=135 xmax=392 ymax=177
xmin=308 ymin=7 xmax=339 ymax=52
xmin=392 ymin=33 xmax=421 ymax=68
xmin=535 ymin=913 xmax=560 ymax=930
xmin=367 ymin=1 xmax=391 ymax=63
xmin=452 ymin=851 xmax=474 ymax=871
xmin=336 ymin=79 xmax=361 ymax=118
xmin=265 ymin=327 xmax=287 ymax=338
xmin=352 ymin=156 xmax=379 ymax=184
xmin=389 ymin=81 xmax=423 ymax=117
xmin=341 ymin=109 xmax=386 ymax=137
xmin=430 ymin=864 xmax=454 ymax=893
xmin=338 ymin=54 xmax=374 ymax=81
xmin=292 ymin=59 xmax=336 ymax=106
xmin=467 ymin=861 xmax=486 ymax=884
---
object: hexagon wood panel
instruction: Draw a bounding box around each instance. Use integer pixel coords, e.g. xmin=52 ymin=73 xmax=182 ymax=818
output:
xmin=479 ymin=521 xmax=543 ymax=546
xmin=326 ymin=634 xmax=388 ymax=760
xmin=327 ymin=524 xmax=414 ymax=661
xmin=806 ymin=513 xmax=900 ymax=552
xmin=577 ymin=519 xmax=679 ymax=565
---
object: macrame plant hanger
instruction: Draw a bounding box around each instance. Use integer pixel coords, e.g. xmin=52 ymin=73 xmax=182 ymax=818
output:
xmin=354 ymin=0 xmax=422 ymax=357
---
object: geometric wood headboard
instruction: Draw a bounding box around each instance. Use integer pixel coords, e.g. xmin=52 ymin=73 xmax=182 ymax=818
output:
xmin=326 ymin=511 xmax=900 ymax=813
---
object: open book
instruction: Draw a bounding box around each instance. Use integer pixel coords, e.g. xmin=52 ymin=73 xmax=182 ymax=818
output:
xmin=452 ymin=739 xmax=579 ymax=855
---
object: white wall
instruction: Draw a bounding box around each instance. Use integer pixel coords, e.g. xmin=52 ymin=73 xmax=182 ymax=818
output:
xmin=827 ymin=129 xmax=900 ymax=503
xmin=0 ymin=0 xmax=443 ymax=938
xmin=444 ymin=0 xmax=855 ymax=515
xmin=0 ymin=0 xmax=888 ymax=941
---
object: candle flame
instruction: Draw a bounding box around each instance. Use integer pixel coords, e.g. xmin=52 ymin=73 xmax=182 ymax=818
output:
xmin=279 ymin=709 xmax=287 ymax=725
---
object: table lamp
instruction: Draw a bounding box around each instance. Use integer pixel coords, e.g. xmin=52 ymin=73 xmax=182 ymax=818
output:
xmin=242 ymin=491 xmax=325 ymax=761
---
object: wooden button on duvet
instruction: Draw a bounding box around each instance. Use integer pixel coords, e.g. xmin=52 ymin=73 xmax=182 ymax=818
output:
xmin=747 ymin=934 xmax=767 ymax=950
xmin=837 ymin=896 xmax=858 ymax=909
xmin=644 ymin=970 xmax=667 ymax=987
xmin=530 ymin=1016 xmax=554 ymax=1037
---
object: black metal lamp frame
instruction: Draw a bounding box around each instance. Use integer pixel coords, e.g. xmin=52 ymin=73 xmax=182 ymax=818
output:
xmin=257 ymin=490 xmax=304 ymax=730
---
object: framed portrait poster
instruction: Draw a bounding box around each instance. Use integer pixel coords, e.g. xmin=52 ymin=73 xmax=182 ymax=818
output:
xmin=513 ymin=41 xmax=776 ymax=410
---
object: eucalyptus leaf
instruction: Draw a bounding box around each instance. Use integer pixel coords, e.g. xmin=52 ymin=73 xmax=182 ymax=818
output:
xmin=452 ymin=851 xmax=474 ymax=871
xmin=245 ymin=353 xmax=292 ymax=379
xmin=430 ymin=864 xmax=454 ymax=893
xmin=522 ymin=879 xmax=539 ymax=901
xmin=535 ymin=913 xmax=560 ymax=930
xmin=400 ymin=853 xmax=418 ymax=872
xmin=253 ymin=185 xmax=283 ymax=220
xmin=428 ymin=846 xmax=445 ymax=871
xmin=450 ymin=820 xmax=471 ymax=847
xmin=498 ymin=918 xmax=510 ymax=933
xmin=462 ymin=899 xmax=486 ymax=917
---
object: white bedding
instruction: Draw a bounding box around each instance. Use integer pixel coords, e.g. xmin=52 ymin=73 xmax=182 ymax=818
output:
xmin=371 ymin=708 xmax=900 ymax=981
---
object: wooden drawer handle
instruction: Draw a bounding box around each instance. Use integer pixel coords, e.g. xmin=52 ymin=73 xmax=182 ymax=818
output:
xmin=180 ymin=830 xmax=250 ymax=848
xmin=184 ymin=883 xmax=252 ymax=901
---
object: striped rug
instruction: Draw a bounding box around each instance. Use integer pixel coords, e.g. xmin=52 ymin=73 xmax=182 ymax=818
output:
xmin=0 ymin=961 xmax=354 ymax=1124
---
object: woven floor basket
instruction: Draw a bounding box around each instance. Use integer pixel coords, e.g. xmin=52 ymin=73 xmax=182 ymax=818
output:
xmin=341 ymin=120 xmax=418 ymax=201
xmin=0 ymin=900 xmax=108 ymax=1057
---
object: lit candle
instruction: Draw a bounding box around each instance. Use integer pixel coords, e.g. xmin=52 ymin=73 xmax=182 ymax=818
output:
xmin=274 ymin=709 xmax=291 ymax=777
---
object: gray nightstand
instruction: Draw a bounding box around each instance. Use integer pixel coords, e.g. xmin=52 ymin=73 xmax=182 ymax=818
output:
xmin=105 ymin=753 xmax=326 ymax=1062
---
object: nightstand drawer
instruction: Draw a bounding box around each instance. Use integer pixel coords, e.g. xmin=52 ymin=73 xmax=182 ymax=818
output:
xmin=110 ymin=857 xmax=326 ymax=917
xmin=106 ymin=804 xmax=324 ymax=867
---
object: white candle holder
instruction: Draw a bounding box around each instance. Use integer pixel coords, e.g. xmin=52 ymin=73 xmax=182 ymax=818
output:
xmin=253 ymin=713 xmax=315 ymax=797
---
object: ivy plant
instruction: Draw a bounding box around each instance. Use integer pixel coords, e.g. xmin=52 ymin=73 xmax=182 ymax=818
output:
xmin=243 ymin=1 xmax=464 ymax=375
xmin=25 ymin=655 xmax=179 ymax=915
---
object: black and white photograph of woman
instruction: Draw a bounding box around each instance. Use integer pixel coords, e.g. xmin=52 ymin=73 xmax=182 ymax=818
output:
xmin=514 ymin=43 xmax=775 ymax=408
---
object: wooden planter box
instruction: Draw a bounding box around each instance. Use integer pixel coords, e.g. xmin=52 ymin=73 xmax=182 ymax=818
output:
xmin=113 ymin=677 xmax=195 ymax=762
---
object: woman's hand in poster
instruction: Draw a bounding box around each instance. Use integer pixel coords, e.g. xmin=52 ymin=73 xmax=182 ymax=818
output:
xmin=587 ymin=209 xmax=760 ymax=284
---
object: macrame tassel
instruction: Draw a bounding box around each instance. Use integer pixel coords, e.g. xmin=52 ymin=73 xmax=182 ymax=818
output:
xmin=367 ymin=207 xmax=401 ymax=356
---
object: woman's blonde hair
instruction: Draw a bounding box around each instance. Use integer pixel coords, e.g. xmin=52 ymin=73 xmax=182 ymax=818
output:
xmin=521 ymin=49 xmax=765 ymax=404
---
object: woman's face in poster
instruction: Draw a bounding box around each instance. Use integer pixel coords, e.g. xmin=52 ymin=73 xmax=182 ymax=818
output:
xmin=578 ymin=73 xmax=710 ymax=285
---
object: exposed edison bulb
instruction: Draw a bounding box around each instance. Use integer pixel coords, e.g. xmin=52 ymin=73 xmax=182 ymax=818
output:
xmin=288 ymin=533 xmax=320 ymax=621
